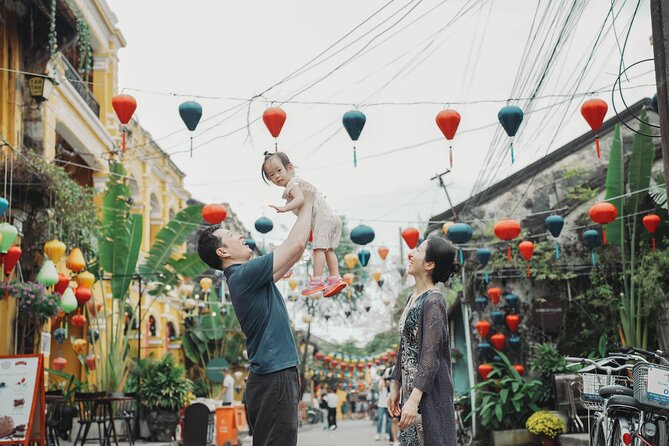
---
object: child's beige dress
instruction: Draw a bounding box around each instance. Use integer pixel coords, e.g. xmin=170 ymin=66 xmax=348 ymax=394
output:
xmin=283 ymin=176 xmax=342 ymax=250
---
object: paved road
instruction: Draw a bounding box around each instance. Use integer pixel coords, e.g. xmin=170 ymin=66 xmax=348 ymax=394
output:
xmin=297 ymin=419 xmax=394 ymax=446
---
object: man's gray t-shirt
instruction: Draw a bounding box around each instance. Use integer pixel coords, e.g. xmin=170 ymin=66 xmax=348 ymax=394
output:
xmin=224 ymin=253 xmax=299 ymax=375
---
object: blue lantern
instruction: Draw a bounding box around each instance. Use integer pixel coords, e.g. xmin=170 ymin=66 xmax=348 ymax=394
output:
xmin=87 ymin=329 xmax=99 ymax=344
xmin=53 ymin=328 xmax=67 ymax=344
xmin=350 ymin=225 xmax=375 ymax=245
xmin=491 ymin=310 xmax=505 ymax=326
xmin=498 ymin=105 xmax=524 ymax=164
xmin=357 ymin=249 xmax=371 ymax=267
xmin=245 ymin=239 xmax=257 ymax=252
xmin=492 ymin=355 xmax=502 ymax=363
xmin=178 ymin=101 xmax=203 ymax=157
xmin=255 ymin=217 xmax=273 ymax=234
xmin=342 ymin=110 xmax=367 ymax=167
xmin=583 ymin=229 xmax=601 ymax=265
xmin=447 ymin=223 xmax=473 ymax=264
xmin=475 ymin=296 xmax=488 ymax=312
xmin=0 ymin=197 xmax=8 ymax=216
xmin=508 ymin=336 xmax=522 ymax=352
xmin=478 ymin=342 xmax=492 ymax=362
xmin=476 ymin=248 xmax=492 ymax=283
xmin=545 ymin=215 xmax=565 ymax=259
xmin=504 ymin=293 xmax=519 ymax=310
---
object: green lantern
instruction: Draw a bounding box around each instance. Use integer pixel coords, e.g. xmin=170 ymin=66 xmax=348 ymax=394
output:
xmin=36 ymin=260 xmax=59 ymax=287
xmin=59 ymin=287 xmax=78 ymax=314
xmin=0 ymin=222 xmax=17 ymax=253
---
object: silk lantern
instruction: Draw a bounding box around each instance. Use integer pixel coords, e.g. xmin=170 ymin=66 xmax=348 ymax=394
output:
xmin=435 ymin=109 xmax=461 ymax=167
xmin=44 ymin=239 xmax=66 ymax=263
xmin=377 ymin=246 xmax=389 ymax=260
xmin=0 ymin=197 xmax=7 ymax=215
xmin=202 ymin=204 xmax=227 ymax=224
xmin=350 ymin=225 xmax=375 ymax=245
xmin=498 ymin=105 xmax=524 ymax=164
xmin=55 ymin=273 xmax=70 ymax=296
xmin=178 ymin=101 xmax=203 ymax=157
xmin=504 ymin=292 xmax=519 ymax=310
xmin=475 ymin=320 xmax=490 ymax=339
xmin=513 ymin=365 xmax=526 ymax=376
xmin=508 ymin=336 xmax=522 ymax=352
xmin=401 ymin=227 xmax=420 ymax=249
xmin=476 ymin=248 xmax=492 ymax=283
xmin=199 ymin=277 xmax=213 ymax=293
xmin=490 ymin=333 xmax=506 ymax=350
xmin=66 ymin=248 xmax=86 ymax=272
xmin=357 ymin=249 xmax=371 ymax=267
xmin=494 ymin=219 xmax=521 ymax=261
xmin=86 ymin=354 xmax=98 ymax=371
xmin=478 ymin=342 xmax=492 ymax=362
xmin=344 ymin=253 xmax=358 ymax=269
xmin=478 ymin=364 xmax=493 ymax=380
xmin=263 ymin=107 xmax=287 ymax=151
xmin=71 ymin=314 xmax=86 ymax=329
xmin=642 ymin=214 xmax=661 ymax=251
xmin=255 ymin=217 xmax=273 ymax=234
xmin=3 ymin=245 xmax=21 ymax=279
xmin=487 ymin=287 xmax=502 ymax=305
xmin=518 ymin=241 xmax=534 ymax=277
xmin=447 ymin=223 xmax=473 ymax=263
xmin=506 ymin=314 xmax=520 ymax=332
xmin=37 ymin=260 xmax=59 ymax=287
xmin=545 ymin=215 xmax=565 ymax=259
xmin=53 ymin=328 xmax=67 ymax=344
xmin=342 ymin=110 xmax=367 ymax=167
xmin=111 ymin=94 xmax=137 ymax=152
xmin=583 ymin=229 xmax=601 ymax=265
xmin=59 ymin=287 xmax=78 ymax=314
xmin=52 ymin=357 xmax=67 ymax=371
xmin=580 ymin=99 xmax=608 ymax=159
xmin=491 ymin=310 xmax=505 ymax=326
xmin=76 ymin=271 xmax=95 ymax=289
xmin=0 ymin=223 xmax=17 ymax=254
xmin=475 ymin=296 xmax=488 ymax=312
xmin=75 ymin=287 xmax=92 ymax=305
xmin=343 ymin=273 xmax=355 ymax=285
xmin=589 ymin=203 xmax=618 ymax=245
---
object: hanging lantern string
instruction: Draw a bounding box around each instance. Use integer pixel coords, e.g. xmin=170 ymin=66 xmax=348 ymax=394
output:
xmin=354 ymin=146 xmax=357 ymax=167
xmin=510 ymin=142 xmax=515 ymax=164
xmin=8 ymin=151 xmax=13 ymax=222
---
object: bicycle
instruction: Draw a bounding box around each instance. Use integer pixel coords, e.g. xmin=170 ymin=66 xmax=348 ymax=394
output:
xmin=454 ymin=395 xmax=473 ymax=446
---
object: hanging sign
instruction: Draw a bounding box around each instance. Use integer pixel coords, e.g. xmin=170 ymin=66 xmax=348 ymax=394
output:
xmin=0 ymin=354 xmax=45 ymax=446
xmin=646 ymin=366 xmax=669 ymax=404
xmin=531 ymin=296 xmax=563 ymax=332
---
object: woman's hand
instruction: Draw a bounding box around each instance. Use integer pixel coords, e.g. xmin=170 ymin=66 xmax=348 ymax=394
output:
xmin=387 ymin=385 xmax=400 ymax=418
xmin=269 ymin=204 xmax=287 ymax=213
xmin=398 ymin=398 xmax=418 ymax=429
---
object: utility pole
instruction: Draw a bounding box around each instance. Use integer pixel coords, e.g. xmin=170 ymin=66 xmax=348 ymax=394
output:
xmin=431 ymin=170 xmax=457 ymax=221
xmin=650 ymin=0 xmax=669 ymax=202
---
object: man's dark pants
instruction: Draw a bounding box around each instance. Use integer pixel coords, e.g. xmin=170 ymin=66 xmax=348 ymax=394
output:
xmin=246 ymin=367 xmax=299 ymax=446
xmin=327 ymin=407 xmax=337 ymax=428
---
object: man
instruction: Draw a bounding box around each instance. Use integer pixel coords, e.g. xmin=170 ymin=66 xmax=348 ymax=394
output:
xmin=375 ymin=368 xmax=392 ymax=441
xmin=218 ymin=367 xmax=234 ymax=405
xmin=197 ymin=184 xmax=315 ymax=446
xmin=325 ymin=388 xmax=338 ymax=431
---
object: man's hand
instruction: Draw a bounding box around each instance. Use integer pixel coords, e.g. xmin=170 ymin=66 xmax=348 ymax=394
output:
xmin=299 ymin=181 xmax=315 ymax=203
xmin=387 ymin=386 xmax=400 ymax=418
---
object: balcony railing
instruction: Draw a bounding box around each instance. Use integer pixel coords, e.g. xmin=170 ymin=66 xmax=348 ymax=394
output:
xmin=60 ymin=54 xmax=100 ymax=117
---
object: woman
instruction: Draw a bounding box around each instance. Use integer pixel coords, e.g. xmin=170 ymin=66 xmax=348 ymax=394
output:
xmin=388 ymin=236 xmax=458 ymax=446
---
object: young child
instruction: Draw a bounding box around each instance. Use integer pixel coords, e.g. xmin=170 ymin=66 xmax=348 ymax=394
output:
xmin=262 ymin=151 xmax=346 ymax=297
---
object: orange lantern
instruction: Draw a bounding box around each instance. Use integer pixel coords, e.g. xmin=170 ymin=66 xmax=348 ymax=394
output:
xmin=487 ymin=287 xmax=502 ymax=305
xmin=581 ymin=99 xmax=608 ymax=159
xmin=76 ymin=271 xmax=95 ymax=289
xmin=642 ymin=214 xmax=661 ymax=251
xmin=478 ymin=364 xmax=493 ymax=380
xmin=589 ymin=202 xmax=618 ymax=245
xmin=111 ymin=94 xmax=137 ymax=152
xmin=72 ymin=338 xmax=87 ymax=354
xmin=75 ymin=287 xmax=92 ymax=305
xmin=475 ymin=320 xmax=490 ymax=339
xmin=506 ymin=314 xmax=521 ymax=332
xmin=377 ymin=246 xmax=389 ymax=260
xmin=494 ymin=220 xmax=521 ymax=260
xmin=518 ymin=241 xmax=535 ymax=277
xmin=435 ymin=109 xmax=461 ymax=167
xmin=343 ymin=273 xmax=355 ymax=286
xmin=66 ymin=248 xmax=86 ymax=272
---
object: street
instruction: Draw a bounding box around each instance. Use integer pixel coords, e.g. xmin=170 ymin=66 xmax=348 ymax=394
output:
xmin=297 ymin=419 xmax=389 ymax=446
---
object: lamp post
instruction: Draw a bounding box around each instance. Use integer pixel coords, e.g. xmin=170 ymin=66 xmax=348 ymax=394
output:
xmin=27 ymin=74 xmax=56 ymax=103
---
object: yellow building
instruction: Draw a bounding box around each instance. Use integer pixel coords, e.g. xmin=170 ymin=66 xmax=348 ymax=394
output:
xmin=0 ymin=0 xmax=216 ymax=389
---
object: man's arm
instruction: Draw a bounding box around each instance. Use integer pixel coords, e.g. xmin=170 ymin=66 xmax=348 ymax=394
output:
xmin=272 ymin=184 xmax=314 ymax=282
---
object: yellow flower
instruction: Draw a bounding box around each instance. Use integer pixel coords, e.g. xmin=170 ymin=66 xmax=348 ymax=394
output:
xmin=525 ymin=411 xmax=567 ymax=438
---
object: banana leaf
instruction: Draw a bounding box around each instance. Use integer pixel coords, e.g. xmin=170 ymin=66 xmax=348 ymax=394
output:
xmin=182 ymin=332 xmax=201 ymax=363
xmin=626 ymin=110 xmax=654 ymax=216
xmin=99 ymin=162 xmax=132 ymax=272
xmin=605 ymin=125 xmax=624 ymax=246
xmin=201 ymin=314 xmax=225 ymax=340
xmin=167 ymin=254 xmax=208 ymax=279
xmin=139 ymin=205 xmax=204 ymax=277
xmin=111 ymin=214 xmax=143 ymax=299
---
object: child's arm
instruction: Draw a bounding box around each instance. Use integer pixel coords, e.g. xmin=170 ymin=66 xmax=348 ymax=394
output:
xmin=270 ymin=186 xmax=305 ymax=213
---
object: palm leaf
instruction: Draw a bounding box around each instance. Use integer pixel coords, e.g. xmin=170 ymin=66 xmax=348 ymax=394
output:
xmin=626 ymin=110 xmax=654 ymax=216
xmin=111 ymin=214 xmax=143 ymax=299
xmin=167 ymin=253 xmax=208 ymax=279
xmin=605 ymin=125 xmax=624 ymax=246
xmin=99 ymin=162 xmax=132 ymax=271
xmin=139 ymin=205 xmax=203 ymax=276
xmin=649 ymin=184 xmax=667 ymax=210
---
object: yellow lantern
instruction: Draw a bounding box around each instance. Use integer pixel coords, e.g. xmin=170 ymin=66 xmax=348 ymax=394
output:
xmin=76 ymin=271 xmax=95 ymax=289
xmin=184 ymin=298 xmax=197 ymax=310
xmin=66 ymin=248 xmax=86 ymax=272
xmin=372 ymin=270 xmax=382 ymax=282
xmin=180 ymin=283 xmax=194 ymax=297
xmin=72 ymin=338 xmax=88 ymax=355
xmin=343 ymin=273 xmax=355 ymax=285
xmin=442 ymin=221 xmax=454 ymax=235
xmin=200 ymin=277 xmax=213 ymax=292
xmin=44 ymin=239 xmax=66 ymax=264
xmin=288 ymin=279 xmax=298 ymax=291
xmin=344 ymin=253 xmax=358 ymax=269
xmin=302 ymin=314 xmax=312 ymax=323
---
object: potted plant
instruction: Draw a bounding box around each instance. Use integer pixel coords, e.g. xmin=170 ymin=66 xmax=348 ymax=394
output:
xmin=471 ymin=351 xmax=543 ymax=445
xmin=132 ymin=355 xmax=192 ymax=442
xmin=46 ymin=370 xmax=85 ymax=440
xmin=525 ymin=411 xmax=567 ymax=446
xmin=528 ymin=342 xmax=569 ymax=409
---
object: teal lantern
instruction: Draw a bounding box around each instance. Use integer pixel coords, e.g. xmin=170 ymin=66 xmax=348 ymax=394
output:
xmin=476 ymin=248 xmax=492 ymax=283
xmin=357 ymin=249 xmax=371 ymax=267
xmin=255 ymin=217 xmax=273 ymax=234
xmin=504 ymin=293 xmax=519 ymax=310
xmin=37 ymin=260 xmax=59 ymax=287
xmin=350 ymin=225 xmax=375 ymax=245
xmin=491 ymin=310 xmax=505 ymax=327
xmin=245 ymin=239 xmax=257 ymax=252
xmin=475 ymin=296 xmax=488 ymax=312
xmin=0 ymin=197 xmax=8 ymax=216
xmin=179 ymin=101 xmax=203 ymax=157
xmin=342 ymin=110 xmax=366 ymax=167
xmin=0 ymin=222 xmax=18 ymax=253
xmin=583 ymin=229 xmax=601 ymax=265
xmin=447 ymin=223 xmax=473 ymax=264
xmin=545 ymin=215 xmax=565 ymax=259
xmin=498 ymin=105 xmax=524 ymax=164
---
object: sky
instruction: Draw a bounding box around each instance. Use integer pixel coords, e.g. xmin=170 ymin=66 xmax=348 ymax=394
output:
xmin=106 ymin=0 xmax=657 ymax=344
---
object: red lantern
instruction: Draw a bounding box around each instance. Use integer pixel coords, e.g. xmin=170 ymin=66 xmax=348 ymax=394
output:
xmin=3 ymin=245 xmax=21 ymax=279
xmin=402 ymin=227 xmax=420 ymax=249
xmin=111 ymin=94 xmax=137 ymax=153
xmin=589 ymin=203 xmax=618 ymax=245
xmin=518 ymin=241 xmax=534 ymax=277
xmin=263 ymin=107 xmax=287 ymax=151
xmin=86 ymin=354 xmax=97 ymax=371
xmin=506 ymin=314 xmax=520 ymax=332
xmin=332 ymin=360 xmax=339 ymax=367
xmin=643 ymin=214 xmax=661 ymax=251
xmin=490 ymin=333 xmax=506 ymax=350
xmin=513 ymin=364 xmax=525 ymax=376
xmin=87 ymin=300 xmax=102 ymax=317
xmin=475 ymin=320 xmax=491 ymax=339
xmin=581 ymin=99 xmax=608 ymax=159
xmin=375 ymin=358 xmax=381 ymax=366
xmin=52 ymin=357 xmax=67 ymax=371
xmin=75 ymin=287 xmax=92 ymax=305
xmin=315 ymin=352 xmax=324 ymax=360
xmin=71 ymin=313 xmax=86 ymax=327
xmin=389 ymin=349 xmax=397 ymax=357
xmin=435 ymin=109 xmax=461 ymax=167
xmin=202 ymin=204 xmax=227 ymax=224
xmin=478 ymin=363 xmax=493 ymax=380
xmin=54 ymin=273 xmax=70 ymax=296
xmin=357 ymin=363 xmax=364 ymax=370
xmin=494 ymin=220 xmax=521 ymax=260
xmin=340 ymin=363 xmax=347 ymax=371
xmin=487 ymin=287 xmax=502 ymax=305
